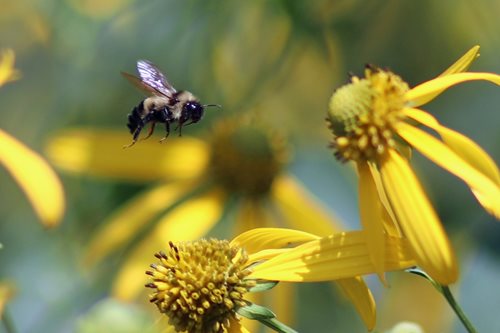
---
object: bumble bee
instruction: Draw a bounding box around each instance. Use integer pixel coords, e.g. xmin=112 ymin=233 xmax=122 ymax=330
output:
xmin=121 ymin=60 xmax=219 ymax=147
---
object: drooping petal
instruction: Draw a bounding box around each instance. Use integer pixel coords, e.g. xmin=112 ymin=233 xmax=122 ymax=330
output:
xmin=358 ymin=162 xmax=386 ymax=282
xmin=249 ymin=231 xmax=415 ymax=282
xmin=0 ymin=129 xmax=65 ymax=227
xmin=271 ymin=175 xmax=343 ymax=235
xmin=335 ymin=278 xmax=376 ymax=331
xmin=379 ymin=149 xmax=458 ymax=285
xmin=239 ymin=326 xmax=251 ymax=333
xmin=404 ymin=108 xmax=500 ymax=186
xmin=229 ymin=315 xmax=250 ymax=333
xmin=396 ymin=121 xmax=500 ymax=218
xmin=84 ymin=181 xmax=197 ymax=266
xmin=112 ymin=188 xmax=224 ymax=300
xmin=45 ymin=128 xmax=209 ymax=182
xmin=406 ymin=72 xmax=500 ymax=107
xmin=438 ymin=45 xmax=480 ymax=77
xmin=366 ymin=163 xmax=400 ymax=237
xmin=271 ymin=176 xmax=378 ymax=329
xmin=231 ymin=227 xmax=320 ymax=256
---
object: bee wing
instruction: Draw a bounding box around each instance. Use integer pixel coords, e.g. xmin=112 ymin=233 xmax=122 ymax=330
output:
xmin=121 ymin=71 xmax=169 ymax=97
xmin=136 ymin=60 xmax=177 ymax=98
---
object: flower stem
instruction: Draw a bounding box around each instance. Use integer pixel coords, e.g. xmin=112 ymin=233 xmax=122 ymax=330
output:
xmin=441 ymin=285 xmax=477 ymax=333
xmin=406 ymin=267 xmax=478 ymax=333
xmin=1 ymin=308 xmax=17 ymax=333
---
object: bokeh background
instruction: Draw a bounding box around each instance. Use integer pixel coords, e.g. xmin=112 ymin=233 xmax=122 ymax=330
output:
xmin=1 ymin=0 xmax=499 ymax=332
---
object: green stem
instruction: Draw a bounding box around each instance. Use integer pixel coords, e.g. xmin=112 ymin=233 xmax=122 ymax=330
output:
xmin=441 ymin=285 xmax=477 ymax=333
xmin=1 ymin=308 xmax=17 ymax=333
xmin=406 ymin=267 xmax=478 ymax=333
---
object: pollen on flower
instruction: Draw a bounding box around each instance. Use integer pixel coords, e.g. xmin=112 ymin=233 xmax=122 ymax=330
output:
xmin=327 ymin=66 xmax=410 ymax=163
xmin=209 ymin=118 xmax=288 ymax=197
xmin=146 ymin=239 xmax=256 ymax=333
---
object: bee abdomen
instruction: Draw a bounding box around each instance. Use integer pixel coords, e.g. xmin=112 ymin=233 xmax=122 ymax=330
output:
xmin=127 ymin=101 xmax=144 ymax=134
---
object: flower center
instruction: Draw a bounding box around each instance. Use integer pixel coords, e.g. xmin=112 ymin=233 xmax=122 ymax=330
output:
xmin=327 ymin=67 xmax=409 ymax=163
xmin=146 ymin=239 xmax=255 ymax=333
xmin=209 ymin=118 xmax=288 ymax=197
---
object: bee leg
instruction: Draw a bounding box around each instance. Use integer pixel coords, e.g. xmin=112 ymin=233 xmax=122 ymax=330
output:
xmin=123 ymin=137 xmax=137 ymax=149
xmin=177 ymin=121 xmax=184 ymax=137
xmin=123 ymin=121 xmax=144 ymax=149
xmin=159 ymin=121 xmax=171 ymax=143
xmin=142 ymin=122 xmax=156 ymax=140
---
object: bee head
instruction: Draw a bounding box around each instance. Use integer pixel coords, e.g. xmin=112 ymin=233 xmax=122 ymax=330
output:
xmin=183 ymin=101 xmax=204 ymax=123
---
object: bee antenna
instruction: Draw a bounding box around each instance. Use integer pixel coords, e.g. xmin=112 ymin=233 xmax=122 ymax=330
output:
xmin=203 ymin=104 xmax=222 ymax=109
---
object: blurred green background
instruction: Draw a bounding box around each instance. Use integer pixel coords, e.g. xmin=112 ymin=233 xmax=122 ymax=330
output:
xmin=1 ymin=0 xmax=499 ymax=332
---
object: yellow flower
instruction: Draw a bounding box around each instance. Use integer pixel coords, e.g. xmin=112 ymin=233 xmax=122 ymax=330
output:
xmin=146 ymin=239 xmax=256 ymax=333
xmin=146 ymin=228 xmax=414 ymax=333
xmin=326 ymin=45 xmax=500 ymax=285
xmin=0 ymin=50 xmax=64 ymax=227
xmin=47 ymin=117 xmax=376 ymax=329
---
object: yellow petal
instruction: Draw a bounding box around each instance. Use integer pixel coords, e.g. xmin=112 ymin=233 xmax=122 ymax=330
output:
xmin=396 ymin=121 xmax=500 ymax=218
xmin=45 ymin=128 xmax=208 ymax=182
xmin=229 ymin=316 xmax=249 ymax=333
xmin=271 ymin=175 xmax=343 ymax=235
xmin=404 ymin=108 xmax=500 ymax=186
xmin=358 ymin=162 xmax=386 ymax=282
xmin=335 ymin=278 xmax=376 ymax=331
xmin=406 ymin=72 xmax=500 ymax=107
xmin=250 ymin=231 xmax=415 ymax=282
xmin=439 ymin=45 xmax=480 ymax=77
xmin=271 ymin=176 xmax=378 ymax=329
xmin=112 ymin=188 xmax=224 ymax=300
xmin=239 ymin=326 xmax=250 ymax=333
xmin=405 ymin=107 xmax=500 ymax=216
xmin=379 ymin=149 xmax=458 ymax=285
xmin=231 ymin=227 xmax=320 ymax=256
xmin=365 ymin=162 xmax=400 ymax=237
xmin=84 ymin=181 xmax=197 ymax=266
xmin=248 ymin=248 xmax=291 ymax=265
xmin=0 ymin=129 xmax=65 ymax=227
xmin=0 ymin=49 xmax=21 ymax=86
xmin=406 ymin=46 xmax=480 ymax=110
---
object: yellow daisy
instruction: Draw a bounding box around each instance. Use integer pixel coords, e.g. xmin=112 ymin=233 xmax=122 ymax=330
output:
xmin=146 ymin=227 xmax=415 ymax=333
xmin=46 ymin=116 xmax=376 ymax=329
xmin=0 ymin=49 xmax=64 ymax=228
xmin=326 ymin=45 xmax=500 ymax=285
